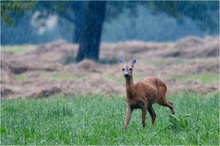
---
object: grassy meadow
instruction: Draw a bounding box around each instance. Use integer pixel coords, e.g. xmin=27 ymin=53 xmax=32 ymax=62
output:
xmin=1 ymin=92 xmax=219 ymax=145
xmin=1 ymin=40 xmax=219 ymax=145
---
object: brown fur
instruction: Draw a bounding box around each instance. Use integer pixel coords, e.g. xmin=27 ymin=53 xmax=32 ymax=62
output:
xmin=121 ymin=57 xmax=175 ymax=129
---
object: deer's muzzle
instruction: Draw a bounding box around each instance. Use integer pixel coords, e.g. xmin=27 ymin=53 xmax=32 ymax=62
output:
xmin=124 ymin=74 xmax=130 ymax=79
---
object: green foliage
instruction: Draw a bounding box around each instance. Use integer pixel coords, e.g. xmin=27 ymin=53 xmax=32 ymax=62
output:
xmin=168 ymin=114 xmax=190 ymax=130
xmin=1 ymin=92 xmax=219 ymax=145
xmin=1 ymin=1 xmax=36 ymax=26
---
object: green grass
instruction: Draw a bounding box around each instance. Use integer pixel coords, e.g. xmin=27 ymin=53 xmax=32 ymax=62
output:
xmin=1 ymin=45 xmax=36 ymax=53
xmin=15 ymin=74 xmax=26 ymax=81
xmin=178 ymin=73 xmax=218 ymax=84
xmin=1 ymin=92 xmax=219 ymax=145
xmin=104 ymin=74 xmax=124 ymax=83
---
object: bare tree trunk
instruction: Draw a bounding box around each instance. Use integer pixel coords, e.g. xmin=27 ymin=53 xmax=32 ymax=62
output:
xmin=72 ymin=2 xmax=87 ymax=43
xmin=76 ymin=1 xmax=106 ymax=62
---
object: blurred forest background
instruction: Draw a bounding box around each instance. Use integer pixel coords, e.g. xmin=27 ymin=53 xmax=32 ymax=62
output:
xmin=1 ymin=1 xmax=219 ymax=98
xmin=1 ymin=1 xmax=219 ymax=62
xmin=2 ymin=1 xmax=219 ymax=44
xmin=1 ymin=1 xmax=219 ymax=43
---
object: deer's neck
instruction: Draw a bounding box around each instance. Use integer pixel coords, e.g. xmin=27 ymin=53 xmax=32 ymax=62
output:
xmin=125 ymin=77 xmax=135 ymax=99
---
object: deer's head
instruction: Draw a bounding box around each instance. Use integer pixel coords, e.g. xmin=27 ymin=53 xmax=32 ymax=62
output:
xmin=120 ymin=57 xmax=136 ymax=80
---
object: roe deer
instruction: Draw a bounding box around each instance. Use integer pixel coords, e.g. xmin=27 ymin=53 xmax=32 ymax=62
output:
xmin=120 ymin=57 xmax=175 ymax=129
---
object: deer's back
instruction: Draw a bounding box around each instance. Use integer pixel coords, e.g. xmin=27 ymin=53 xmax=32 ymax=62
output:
xmin=142 ymin=76 xmax=167 ymax=97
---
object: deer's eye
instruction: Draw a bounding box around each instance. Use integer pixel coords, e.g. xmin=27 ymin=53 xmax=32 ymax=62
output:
xmin=129 ymin=68 xmax=132 ymax=71
xmin=122 ymin=68 xmax=125 ymax=71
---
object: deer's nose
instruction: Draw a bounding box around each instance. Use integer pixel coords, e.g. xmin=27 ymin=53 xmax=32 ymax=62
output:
xmin=124 ymin=74 xmax=130 ymax=78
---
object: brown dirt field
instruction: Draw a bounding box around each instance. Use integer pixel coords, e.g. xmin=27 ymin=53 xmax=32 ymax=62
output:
xmin=1 ymin=36 xmax=219 ymax=98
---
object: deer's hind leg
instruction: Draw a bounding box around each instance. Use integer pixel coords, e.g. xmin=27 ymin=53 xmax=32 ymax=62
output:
xmin=168 ymin=101 xmax=173 ymax=105
xmin=147 ymin=104 xmax=156 ymax=126
xmin=157 ymin=96 xmax=175 ymax=115
xmin=141 ymin=107 xmax=147 ymax=128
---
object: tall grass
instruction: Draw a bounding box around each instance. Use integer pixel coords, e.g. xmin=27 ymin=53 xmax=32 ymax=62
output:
xmin=1 ymin=92 xmax=219 ymax=145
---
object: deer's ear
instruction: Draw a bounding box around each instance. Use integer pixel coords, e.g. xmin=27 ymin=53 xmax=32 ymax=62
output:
xmin=131 ymin=58 xmax=136 ymax=66
xmin=120 ymin=56 xmax=126 ymax=64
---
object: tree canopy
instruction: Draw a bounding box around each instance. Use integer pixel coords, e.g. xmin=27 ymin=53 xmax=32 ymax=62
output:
xmin=1 ymin=1 xmax=36 ymax=26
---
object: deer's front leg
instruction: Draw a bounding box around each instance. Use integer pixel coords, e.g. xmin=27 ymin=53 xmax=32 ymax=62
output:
xmin=124 ymin=107 xmax=132 ymax=130
xmin=141 ymin=107 xmax=147 ymax=128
